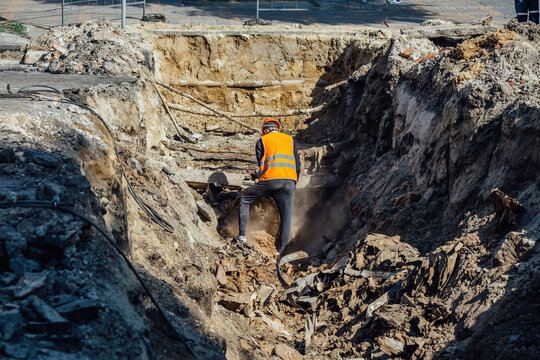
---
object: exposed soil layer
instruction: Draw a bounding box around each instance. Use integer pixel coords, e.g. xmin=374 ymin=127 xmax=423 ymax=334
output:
xmin=1 ymin=19 xmax=539 ymax=360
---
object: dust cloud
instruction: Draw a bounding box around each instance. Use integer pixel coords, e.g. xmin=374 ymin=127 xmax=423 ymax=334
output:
xmin=290 ymin=187 xmax=347 ymax=255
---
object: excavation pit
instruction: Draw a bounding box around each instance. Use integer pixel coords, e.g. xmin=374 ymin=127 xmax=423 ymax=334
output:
xmin=1 ymin=19 xmax=539 ymax=360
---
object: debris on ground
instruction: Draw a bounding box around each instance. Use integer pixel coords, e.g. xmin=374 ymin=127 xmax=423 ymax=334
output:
xmin=1 ymin=18 xmax=539 ymax=360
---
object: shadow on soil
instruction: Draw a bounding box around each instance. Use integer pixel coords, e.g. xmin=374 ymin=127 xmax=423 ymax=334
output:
xmin=0 ymin=142 xmax=226 ymax=360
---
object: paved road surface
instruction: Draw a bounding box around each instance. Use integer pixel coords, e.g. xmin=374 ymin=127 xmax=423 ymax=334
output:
xmin=0 ymin=0 xmax=516 ymax=30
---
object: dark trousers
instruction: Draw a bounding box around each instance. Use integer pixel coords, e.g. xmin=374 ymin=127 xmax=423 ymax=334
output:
xmin=515 ymin=0 xmax=539 ymax=23
xmin=239 ymin=179 xmax=295 ymax=253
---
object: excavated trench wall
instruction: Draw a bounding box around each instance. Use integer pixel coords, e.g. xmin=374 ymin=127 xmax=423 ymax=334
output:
xmin=138 ymin=29 xmax=392 ymax=253
xmin=146 ymin=29 xmax=389 ymax=133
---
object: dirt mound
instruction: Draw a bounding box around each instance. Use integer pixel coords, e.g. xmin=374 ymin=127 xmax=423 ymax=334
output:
xmin=28 ymin=19 xmax=147 ymax=76
xmin=457 ymin=29 xmax=518 ymax=60
xmin=250 ymin=230 xmax=278 ymax=257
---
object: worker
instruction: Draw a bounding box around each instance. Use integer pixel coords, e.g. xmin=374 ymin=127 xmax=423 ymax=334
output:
xmin=235 ymin=118 xmax=300 ymax=257
xmin=515 ymin=0 xmax=539 ymax=23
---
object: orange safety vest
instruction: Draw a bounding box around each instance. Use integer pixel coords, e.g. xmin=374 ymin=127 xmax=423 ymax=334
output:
xmin=259 ymin=131 xmax=298 ymax=182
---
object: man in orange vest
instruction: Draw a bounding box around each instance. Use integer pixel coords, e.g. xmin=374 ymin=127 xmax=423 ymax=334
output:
xmin=236 ymin=118 xmax=300 ymax=257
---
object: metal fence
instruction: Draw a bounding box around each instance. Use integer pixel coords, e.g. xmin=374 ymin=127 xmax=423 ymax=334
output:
xmin=256 ymin=0 xmax=309 ymax=19
xmin=61 ymin=0 xmax=146 ymax=28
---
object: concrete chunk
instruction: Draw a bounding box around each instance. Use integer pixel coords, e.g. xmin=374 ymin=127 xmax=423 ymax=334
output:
xmin=23 ymin=50 xmax=48 ymax=64
xmin=12 ymin=272 xmax=47 ymax=298
xmin=30 ymin=296 xmax=69 ymax=323
xmin=256 ymin=285 xmax=274 ymax=305
xmin=55 ymin=299 xmax=99 ymax=322
xmin=377 ymin=336 xmax=404 ymax=355
xmin=220 ymin=292 xmax=251 ymax=312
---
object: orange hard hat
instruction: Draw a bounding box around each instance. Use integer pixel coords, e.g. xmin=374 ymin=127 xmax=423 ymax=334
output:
xmin=261 ymin=118 xmax=281 ymax=133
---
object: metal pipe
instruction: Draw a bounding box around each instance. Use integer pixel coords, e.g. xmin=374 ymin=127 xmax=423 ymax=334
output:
xmin=61 ymin=0 xmax=65 ymax=26
xmin=256 ymin=0 xmax=260 ymax=19
xmin=121 ymin=0 xmax=126 ymax=29
xmin=143 ymin=0 xmax=146 ymax=18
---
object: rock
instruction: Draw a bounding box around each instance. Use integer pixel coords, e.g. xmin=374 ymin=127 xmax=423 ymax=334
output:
xmin=55 ymin=299 xmax=99 ymax=322
xmin=220 ymin=292 xmax=252 ymax=312
xmin=371 ymin=242 xmax=420 ymax=270
xmin=23 ymin=50 xmax=48 ymax=65
xmin=0 ymin=307 xmax=22 ymax=340
xmin=9 ymin=252 xmax=41 ymax=275
xmin=215 ymin=263 xmax=227 ymax=286
xmin=51 ymin=39 xmax=68 ymax=56
xmin=0 ymin=148 xmax=16 ymax=163
xmin=273 ymin=343 xmax=302 ymax=360
xmin=12 ymin=271 xmax=48 ymax=298
xmin=30 ymin=296 xmax=69 ymax=323
xmin=197 ymin=200 xmax=218 ymax=227
xmin=499 ymin=81 xmax=514 ymax=96
xmin=364 ymin=233 xmax=401 ymax=252
xmin=23 ymin=150 xmax=61 ymax=168
xmin=490 ymin=188 xmax=526 ymax=228
xmin=128 ymin=157 xmax=143 ymax=175
xmin=256 ymin=285 xmax=274 ymax=305
xmin=161 ymin=167 xmax=173 ymax=175
xmin=190 ymin=133 xmax=203 ymax=142
xmin=377 ymin=336 xmax=404 ymax=355
xmin=493 ymin=231 xmax=536 ymax=267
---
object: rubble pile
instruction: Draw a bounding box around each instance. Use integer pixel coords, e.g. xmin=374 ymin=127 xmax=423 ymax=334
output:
xmin=25 ymin=19 xmax=148 ymax=76
xmin=0 ymin=146 xmax=151 ymax=359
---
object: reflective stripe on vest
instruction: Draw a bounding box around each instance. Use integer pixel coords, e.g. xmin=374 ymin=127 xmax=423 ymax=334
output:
xmin=259 ymin=132 xmax=297 ymax=182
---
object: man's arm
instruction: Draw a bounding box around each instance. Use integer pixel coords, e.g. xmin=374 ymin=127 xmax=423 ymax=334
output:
xmin=293 ymin=140 xmax=300 ymax=180
xmin=255 ymin=138 xmax=264 ymax=178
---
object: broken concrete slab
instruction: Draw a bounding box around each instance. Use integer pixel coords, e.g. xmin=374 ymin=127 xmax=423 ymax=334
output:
xmin=377 ymin=336 xmax=404 ymax=356
xmin=371 ymin=242 xmax=420 ymax=269
xmin=23 ymin=50 xmax=48 ymax=64
xmin=29 ymin=296 xmax=69 ymax=324
xmin=0 ymin=32 xmax=29 ymax=51
xmin=54 ymin=299 xmax=99 ymax=322
xmin=400 ymin=24 xmax=500 ymax=39
xmin=256 ymin=285 xmax=274 ymax=305
xmin=220 ymin=292 xmax=252 ymax=312
xmin=12 ymin=272 xmax=48 ymax=298
xmin=364 ymin=233 xmax=401 ymax=252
